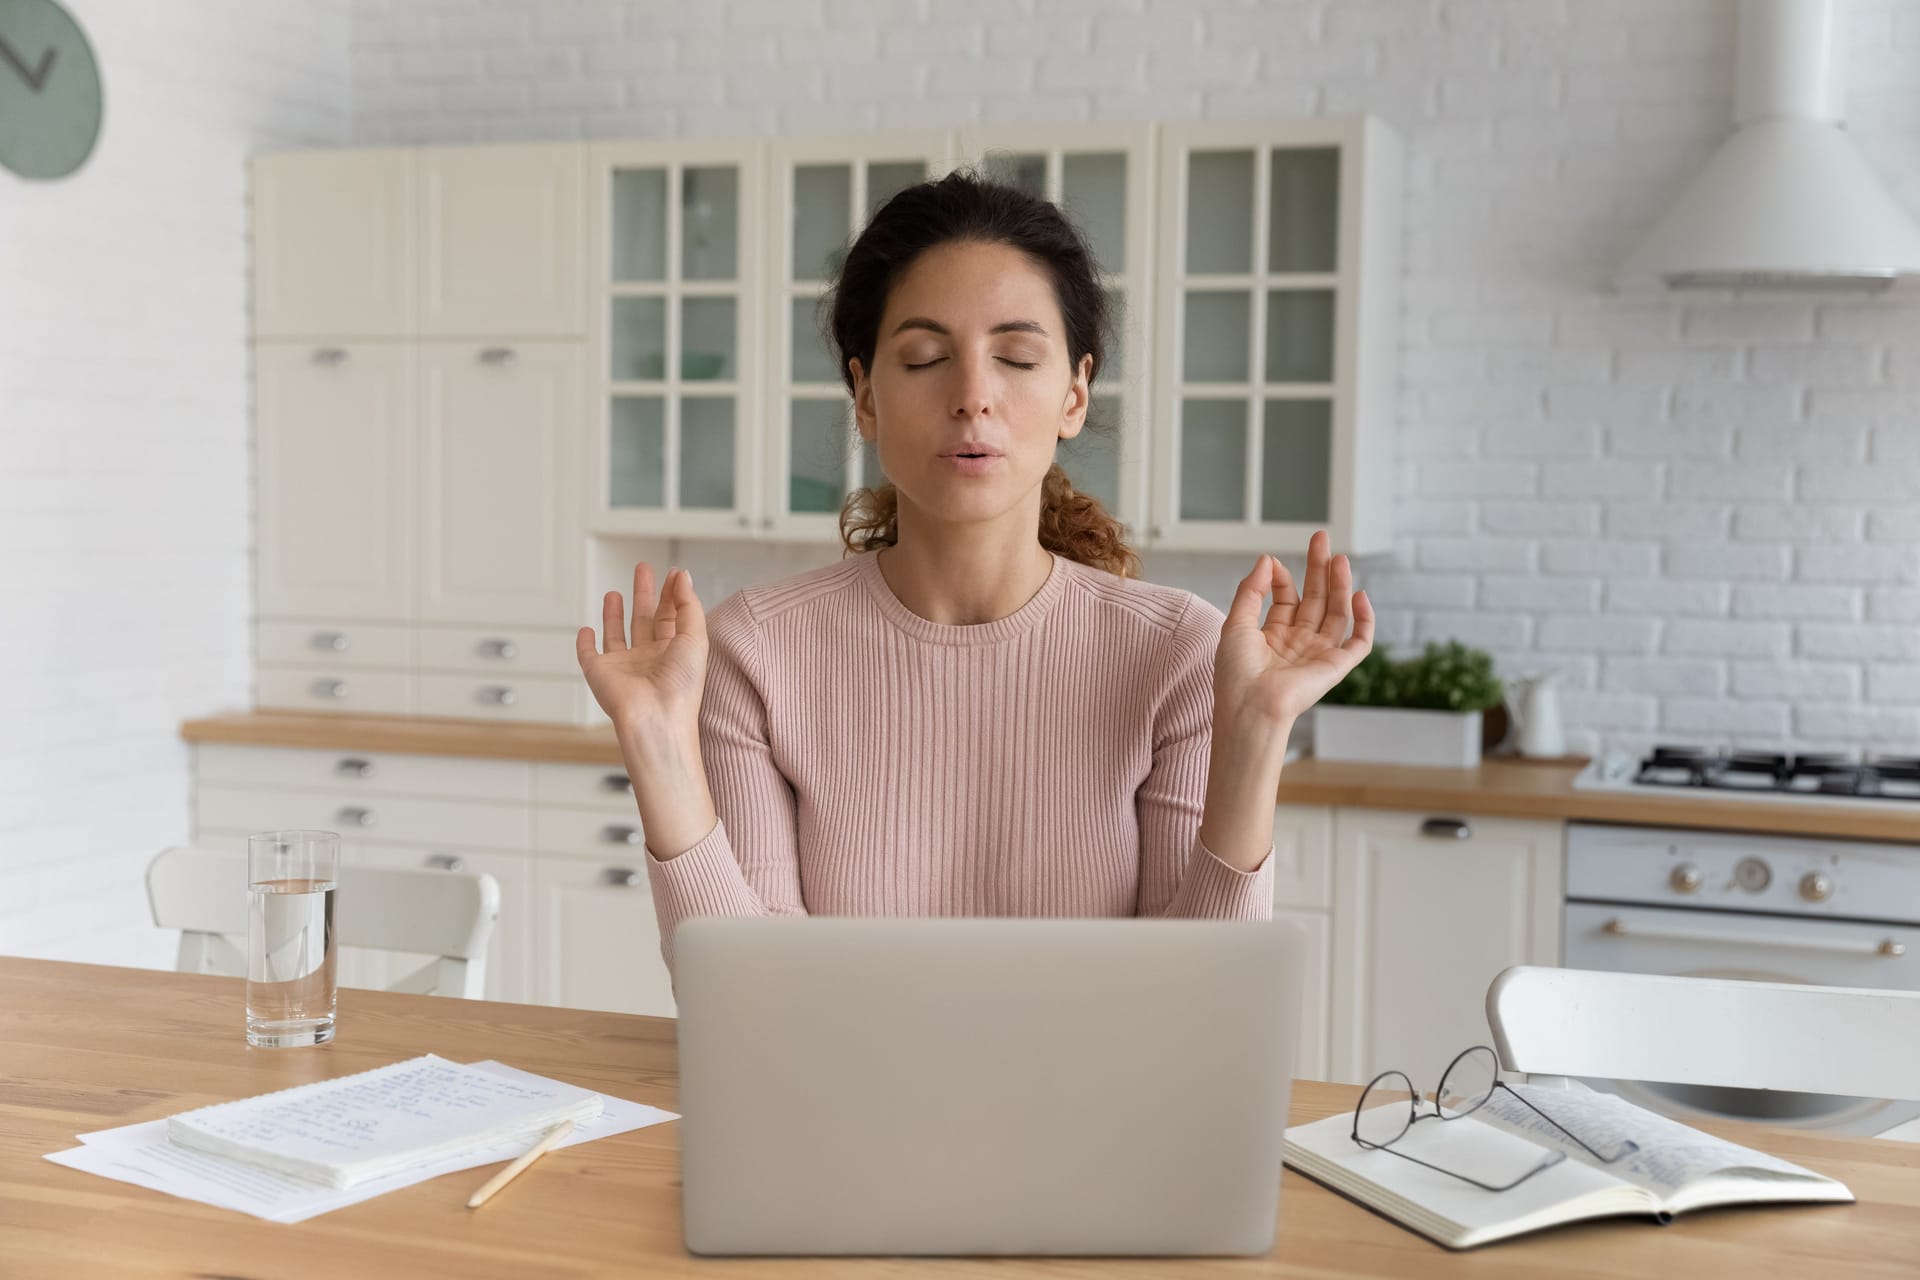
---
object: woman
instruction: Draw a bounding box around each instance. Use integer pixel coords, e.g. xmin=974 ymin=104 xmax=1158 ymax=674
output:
xmin=577 ymin=171 xmax=1373 ymax=976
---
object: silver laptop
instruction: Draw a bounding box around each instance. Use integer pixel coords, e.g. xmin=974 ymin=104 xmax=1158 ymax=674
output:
xmin=673 ymin=916 xmax=1304 ymax=1257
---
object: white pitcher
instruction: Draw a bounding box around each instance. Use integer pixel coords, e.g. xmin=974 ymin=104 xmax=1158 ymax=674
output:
xmin=1504 ymin=671 xmax=1566 ymax=759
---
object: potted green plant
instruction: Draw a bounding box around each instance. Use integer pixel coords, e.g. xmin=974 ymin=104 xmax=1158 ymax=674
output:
xmin=1312 ymin=640 xmax=1505 ymax=767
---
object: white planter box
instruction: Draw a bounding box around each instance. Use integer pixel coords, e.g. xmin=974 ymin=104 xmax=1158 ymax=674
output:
xmin=1312 ymin=706 xmax=1483 ymax=768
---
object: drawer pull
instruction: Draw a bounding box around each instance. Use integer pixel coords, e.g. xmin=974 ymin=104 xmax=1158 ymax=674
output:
xmin=337 ymin=806 xmax=376 ymax=828
xmin=426 ymin=853 xmax=465 ymax=872
xmin=1420 ymin=817 xmax=1472 ymax=840
xmin=312 ymin=347 xmax=348 ymax=366
xmin=602 ymin=867 xmax=644 ymax=888
xmin=601 ymin=824 xmax=643 ymax=846
xmin=478 ymin=685 xmax=517 ymax=707
xmin=335 ymin=757 xmax=376 ymax=780
xmin=310 ymin=630 xmax=350 ymax=653
xmin=479 ymin=346 xmax=518 ymax=366
xmin=481 ymin=638 xmax=519 ymax=660
xmin=311 ymin=677 xmax=350 ymax=700
xmin=600 ymin=772 xmax=634 ymax=794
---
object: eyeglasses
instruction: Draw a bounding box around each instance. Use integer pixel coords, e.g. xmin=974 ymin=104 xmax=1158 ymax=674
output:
xmin=1351 ymin=1045 xmax=1640 ymax=1192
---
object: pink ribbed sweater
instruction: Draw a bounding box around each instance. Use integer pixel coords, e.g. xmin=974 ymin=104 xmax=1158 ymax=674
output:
xmin=642 ymin=549 xmax=1276 ymax=974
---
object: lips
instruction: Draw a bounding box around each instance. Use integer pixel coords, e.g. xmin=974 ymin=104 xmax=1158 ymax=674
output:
xmin=940 ymin=442 xmax=1004 ymax=459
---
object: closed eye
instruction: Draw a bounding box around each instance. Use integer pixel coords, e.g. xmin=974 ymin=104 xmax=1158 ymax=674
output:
xmin=903 ymin=358 xmax=1039 ymax=371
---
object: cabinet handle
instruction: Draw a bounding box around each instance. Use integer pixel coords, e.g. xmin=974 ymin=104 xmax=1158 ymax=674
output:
xmin=600 ymin=772 xmax=634 ymax=794
xmin=1602 ymin=916 xmax=1907 ymax=959
xmin=478 ymin=685 xmax=517 ymax=706
xmin=760 ymin=517 xmax=773 ymax=529
xmin=1150 ymin=525 xmax=1164 ymax=540
xmin=481 ymin=638 xmax=519 ymax=660
xmin=310 ymin=630 xmax=350 ymax=653
xmin=737 ymin=515 xmax=750 ymax=528
xmin=312 ymin=347 xmax=348 ymax=366
xmin=602 ymin=867 xmax=644 ymax=888
xmin=1419 ymin=817 xmax=1472 ymax=840
xmin=335 ymin=757 xmax=376 ymax=780
xmin=311 ymin=677 xmax=350 ymax=700
xmin=479 ymin=346 xmax=518 ymax=366
xmin=426 ymin=853 xmax=465 ymax=872
xmin=601 ymin=824 xmax=643 ymax=846
xmin=337 ymin=806 xmax=376 ymax=828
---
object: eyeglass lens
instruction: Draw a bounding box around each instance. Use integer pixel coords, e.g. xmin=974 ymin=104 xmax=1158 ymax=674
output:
xmin=1436 ymin=1045 xmax=1499 ymax=1119
xmin=1354 ymin=1070 xmax=1416 ymax=1147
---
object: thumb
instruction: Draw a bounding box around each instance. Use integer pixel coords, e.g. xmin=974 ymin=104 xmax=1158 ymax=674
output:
xmin=1224 ymin=555 xmax=1270 ymax=631
xmin=673 ymin=568 xmax=707 ymax=642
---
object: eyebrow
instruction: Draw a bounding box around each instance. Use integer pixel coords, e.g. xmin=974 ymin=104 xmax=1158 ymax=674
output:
xmin=888 ymin=317 xmax=1051 ymax=339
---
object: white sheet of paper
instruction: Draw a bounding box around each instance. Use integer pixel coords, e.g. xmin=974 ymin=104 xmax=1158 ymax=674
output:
xmin=44 ymin=1060 xmax=677 ymax=1223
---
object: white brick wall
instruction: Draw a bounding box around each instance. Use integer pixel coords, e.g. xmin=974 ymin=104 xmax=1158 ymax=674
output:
xmin=0 ymin=0 xmax=352 ymax=965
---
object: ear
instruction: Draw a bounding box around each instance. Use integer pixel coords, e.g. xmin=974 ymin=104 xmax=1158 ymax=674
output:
xmin=1058 ymin=352 xmax=1093 ymax=442
xmin=850 ymin=357 xmax=876 ymax=444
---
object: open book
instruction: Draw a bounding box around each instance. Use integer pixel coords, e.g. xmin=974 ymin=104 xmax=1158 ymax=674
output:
xmin=1284 ymin=1082 xmax=1853 ymax=1249
xmin=165 ymin=1054 xmax=604 ymax=1189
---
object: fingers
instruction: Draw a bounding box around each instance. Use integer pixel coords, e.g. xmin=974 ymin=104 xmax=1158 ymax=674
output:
xmin=601 ymin=589 xmax=627 ymax=653
xmin=1319 ymin=547 xmax=1355 ymax=641
xmin=575 ymin=625 xmax=599 ymax=666
xmin=1345 ymin=587 xmax=1375 ymax=654
xmin=1296 ymin=529 xmax=1330 ymax=630
xmin=1227 ymin=555 xmax=1275 ymax=630
xmin=630 ymin=563 xmax=657 ymax=647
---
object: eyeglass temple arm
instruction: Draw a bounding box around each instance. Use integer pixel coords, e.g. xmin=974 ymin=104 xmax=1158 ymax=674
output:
xmin=1358 ymin=1139 xmax=1563 ymax=1194
xmin=1494 ymin=1082 xmax=1639 ymax=1163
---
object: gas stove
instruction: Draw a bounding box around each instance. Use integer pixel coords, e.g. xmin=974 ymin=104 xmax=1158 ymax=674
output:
xmin=1573 ymin=744 xmax=1920 ymax=810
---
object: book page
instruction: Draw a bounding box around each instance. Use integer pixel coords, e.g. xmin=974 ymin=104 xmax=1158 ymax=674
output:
xmin=1472 ymin=1084 xmax=1834 ymax=1201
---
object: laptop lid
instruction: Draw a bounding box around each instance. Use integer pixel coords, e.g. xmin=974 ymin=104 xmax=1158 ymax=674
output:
xmin=674 ymin=916 xmax=1304 ymax=1257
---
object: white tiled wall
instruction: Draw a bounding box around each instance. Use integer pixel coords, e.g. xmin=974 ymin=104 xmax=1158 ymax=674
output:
xmin=0 ymin=0 xmax=352 ymax=965
xmin=349 ymin=0 xmax=1920 ymax=760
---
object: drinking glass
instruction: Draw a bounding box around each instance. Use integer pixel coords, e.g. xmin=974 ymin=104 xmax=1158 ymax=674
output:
xmin=245 ymin=830 xmax=339 ymax=1048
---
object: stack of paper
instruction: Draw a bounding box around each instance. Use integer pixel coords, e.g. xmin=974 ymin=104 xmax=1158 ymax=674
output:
xmin=44 ymin=1058 xmax=678 ymax=1222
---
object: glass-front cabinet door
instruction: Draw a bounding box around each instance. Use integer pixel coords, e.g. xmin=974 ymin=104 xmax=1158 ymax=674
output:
xmin=760 ymin=133 xmax=955 ymax=542
xmin=587 ymin=140 xmax=763 ymax=537
xmin=1150 ymin=119 xmax=1400 ymax=556
xmin=954 ymin=125 xmax=1155 ymax=545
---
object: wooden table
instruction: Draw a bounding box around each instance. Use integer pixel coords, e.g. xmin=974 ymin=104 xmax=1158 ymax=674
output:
xmin=3 ymin=958 xmax=1914 ymax=1278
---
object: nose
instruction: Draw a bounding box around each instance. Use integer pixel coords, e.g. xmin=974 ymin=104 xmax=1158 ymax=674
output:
xmin=949 ymin=353 xmax=993 ymax=420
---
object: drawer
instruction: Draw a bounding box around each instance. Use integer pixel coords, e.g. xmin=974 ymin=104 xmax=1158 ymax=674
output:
xmin=196 ymin=783 xmax=531 ymax=851
xmin=534 ymin=805 xmax=648 ymax=860
xmin=258 ymin=665 xmax=412 ymax=715
xmin=416 ymin=625 xmax=579 ymax=677
xmin=196 ymin=744 xmax=531 ymax=802
xmin=533 ymin=761 xmax=638 ymax=812
xmin=257 ymin=620 xmax=411 ymax=669
xmin=415 ymin=673 xmax=581 ymax=724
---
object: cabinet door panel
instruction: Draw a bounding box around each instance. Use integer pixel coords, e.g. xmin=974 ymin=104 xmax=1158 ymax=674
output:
xmin=253 ymin=149 xmax=412 ymax=337
xmin=255 ymin=343 xmax=413 ymax=620
xmin=416 ymin=342 xmax=582 ymax=626
xmin=532 ymin=856 xmax=674 ymax=1017
xmin=1328 ymin=809 xmax=1562 ymax=1085
xmin=1275 ymin=907 xmax=1331 ymax=1081
xmin=418 ymin=144 xmax=583 ymax=337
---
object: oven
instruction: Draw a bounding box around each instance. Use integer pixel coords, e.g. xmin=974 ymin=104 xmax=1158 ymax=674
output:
xmin=1563 ymin=821 xmax=1920 ymax=1138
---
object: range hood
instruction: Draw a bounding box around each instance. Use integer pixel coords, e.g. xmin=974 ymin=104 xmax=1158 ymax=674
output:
xmin=1616 ymin=0 xmax=1920 ymax=292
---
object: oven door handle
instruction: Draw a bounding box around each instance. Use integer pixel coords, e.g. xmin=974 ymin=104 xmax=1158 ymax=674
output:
xmin=1600 ymin=916 xmax=1907 ymax=958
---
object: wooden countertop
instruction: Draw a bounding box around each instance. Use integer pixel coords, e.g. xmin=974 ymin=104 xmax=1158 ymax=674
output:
xmin=7 ymin=956 xmax=1915 ymax=1278
xmin=181 ymin=711 xmax=1920 ymax=844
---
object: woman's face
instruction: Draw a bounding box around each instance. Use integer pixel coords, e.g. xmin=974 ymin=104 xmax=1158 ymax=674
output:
xmin=849 ymin=239 xmax=1092 ymax=533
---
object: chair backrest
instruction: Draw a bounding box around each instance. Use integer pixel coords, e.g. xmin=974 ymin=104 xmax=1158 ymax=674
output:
xmin=145 ymin=846 xmax=500 ymax=999
xmin=1486 ymin=965 xmax=1920 ymax=1102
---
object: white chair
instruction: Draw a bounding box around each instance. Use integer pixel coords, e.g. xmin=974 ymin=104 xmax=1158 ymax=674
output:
xmin=1486 ymin=966 xmax=1920 ymax=1136
xmin=146 ymin=846 xmax=500 ymax=999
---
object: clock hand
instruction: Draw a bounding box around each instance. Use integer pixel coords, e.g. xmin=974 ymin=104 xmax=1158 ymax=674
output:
xmin=0 ymin=37 xmax=57 ymax=93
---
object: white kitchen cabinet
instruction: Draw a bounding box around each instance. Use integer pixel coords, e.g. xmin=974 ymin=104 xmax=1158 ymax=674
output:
xmin=1276 ymin=907 xmax=1331 ymax=1081
xmin=417 ymin=143 xmax=584 ymax=338
xmin=415 ymin=341 xmax=584 ymax=627
xmin=587 ymin=138 xmax=765 ymax=539
xmin=252 ymin=148 xmax=413 ymax=338
xmin=953 ymin=125 xmax=1156 ymax=541
xmin=254 ymin=342 xmax=414 ymax=621
xmin=1327 ymin=808 xmax=1563 ymax=1086
xmin=1150 ymin=118 xmax=1401 ymax=556
xmin=532 ymin=854 xmax=675 ymax=1018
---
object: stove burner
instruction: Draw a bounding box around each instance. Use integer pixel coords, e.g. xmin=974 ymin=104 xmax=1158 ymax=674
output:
xmin=1628 ymin=745 xmax=1920 ymax=802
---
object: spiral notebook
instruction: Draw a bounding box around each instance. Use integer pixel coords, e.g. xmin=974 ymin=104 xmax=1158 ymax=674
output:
xmin=164 ymin=1054 xmax=605 ymax=1189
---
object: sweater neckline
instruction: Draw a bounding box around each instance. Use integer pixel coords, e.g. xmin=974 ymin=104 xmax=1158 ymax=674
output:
xmin=856 ymin=548 xmax=1070 ymax=647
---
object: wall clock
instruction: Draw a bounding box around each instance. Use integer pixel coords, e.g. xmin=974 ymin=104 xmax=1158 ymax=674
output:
xmin=0 ymin=0 xmax=103 ymax=180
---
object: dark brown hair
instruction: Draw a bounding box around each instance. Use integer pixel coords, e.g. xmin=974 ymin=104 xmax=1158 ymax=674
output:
xmin=822 ymin=169 xmax=1141 ymax=579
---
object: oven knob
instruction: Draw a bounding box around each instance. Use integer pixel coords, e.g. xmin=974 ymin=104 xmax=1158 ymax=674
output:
xmin=1799 ymin=872 xmax=1835 ymax=903
xmin=1734 ymin=857 xmax=1772 ymax=893
xmin=1669 ymin=863 xmax=1704 ymax=893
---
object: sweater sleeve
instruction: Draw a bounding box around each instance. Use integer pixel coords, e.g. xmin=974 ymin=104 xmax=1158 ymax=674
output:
xmin=642 ymin=591 xmax=807 ymax=977
xmin=1135 ymin=593 xmax=1275 ymax=921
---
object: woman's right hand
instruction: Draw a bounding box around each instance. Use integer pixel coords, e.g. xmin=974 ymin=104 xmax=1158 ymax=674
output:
xmin=576 ymin=563 xmax=708 ymax=741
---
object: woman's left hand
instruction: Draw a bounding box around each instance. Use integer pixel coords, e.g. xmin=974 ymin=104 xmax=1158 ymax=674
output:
xmin=1213 ymin=529 xmax=1374 ymax=731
